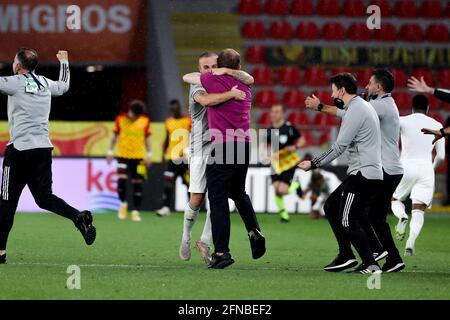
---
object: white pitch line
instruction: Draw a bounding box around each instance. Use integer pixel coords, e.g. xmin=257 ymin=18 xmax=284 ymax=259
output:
xmin=7 ymin=261 xmax=450 ymax=275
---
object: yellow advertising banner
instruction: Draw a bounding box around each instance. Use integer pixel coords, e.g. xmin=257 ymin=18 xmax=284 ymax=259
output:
xmin=0 ymin=121 xmax=166 ymax=162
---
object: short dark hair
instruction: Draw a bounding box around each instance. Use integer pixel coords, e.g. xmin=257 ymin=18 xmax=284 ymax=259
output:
xmin=217 ymin=49 xmax=241 ymax=69
xmin=329 ymin=73 xmax=358 ymax=95
xmin=16 ymin=47 xmax=38 ymax=71
xmin=372 ymin=68 xmax=395 ymax=93
xmin=129 ymin=100 xmax=146 ymax=116
xmin=412 ymin=94 xmax=429 ymax=112
xmin=199 ymin=51 xmax=217 ymax=59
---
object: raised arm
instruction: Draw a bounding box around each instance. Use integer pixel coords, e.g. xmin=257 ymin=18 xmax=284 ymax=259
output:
xmin=0 ymin=75 xmax=20 ymax=96
xmin=183 ymin=72 xmax=201 ymax=85
xmin=46 ymin=50 xmax=70 ymax=96
xmin=212 ymin=68 xmax=254 ymax=86
xmin=299 ymin=106 xmax=362 ymax=171
xmin=305 ymin=94 xmax=344 ymax=118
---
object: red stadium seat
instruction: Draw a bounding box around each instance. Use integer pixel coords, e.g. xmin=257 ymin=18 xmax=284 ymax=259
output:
xmin=394 ymin=0 xmax=417 ymax=18
xmin=313 ymin=113 xmax=340 ymax=126
xmin=252 ymin=66 xmax=274 ymax=86
xmin=246 ymin=45 xmax=265 ymax=64
xmin=239 ymin=0 xmax=262 ymax=15
xmin=269 ymin=21 xmax=293 ymax=40
xmin=411 ymin=68 xmax=434 ymax=87
xmin=426 ymin=24 xmax=449 ymax=43
xmin=304 ymin=67 xmax=328 ymax=86
xmin=296 ymin=22 xmax=320 ymax=40
xmin=392 ymin=92 xmax=412 ymax=109
xmin=317 ymin=0 xmax=340 ymax=16
xmin=322 ymin=23 xmax=345 ymax=41
xmin=242 ymin=21 xmax=265 ymax=39
xmin=437 ymin=69 xmax=450 ymax=88
xmin=291 ymin=0 xmax=314 ymax=16
xmin=390 ymin=69 xmax=408 ymax=88
xmin=283 ymin=89 xmax=306 ymax=108
xmin=255 ymin=90 xmax=279 ymax=108
xmin=303 ymin=132 xmax=317 ymax=146
xmin=427 ymin=95 xmax=441 ymax=109
xmin=430 ymin=112 xmax=444 ymax=124
xmin=369 ymin=0 xmax=391 ymax=15
xmin=398 ymin=24 xmax=423 ymax=42
xmin=257 ymin=111 xmax=272 ymax=127
xmin=288 ymin=112 xmax=310 ymax=125
xmin=348 ymin=23 xmax=372 ymax=41
xmin=265 ymin=0 xmax=288 ymax=15
xmin=279 ymin=67 xmax=302 ymax=86
xmin=420 ymin=0 xmax=443 ymax=18
xmin=313 ymin=90 xmax=334 ymax=105
xmin=331 ymin=67 xmax=353 ymax=75
xmin=319 ymin=131 xmax=331 ymax=145
xmin=356 ymin=68 xmax=372 ymax=86
xmin=373 ymin=23 xmax=396 ymax=41
xmin=344 ymin=0 xmax=366 ymax=17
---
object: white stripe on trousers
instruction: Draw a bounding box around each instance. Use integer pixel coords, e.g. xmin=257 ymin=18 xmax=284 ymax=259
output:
xmin=342 ymin=192 xmax=355 ymax=227
xmin=2 ymin=166 xmax=10 ymax=201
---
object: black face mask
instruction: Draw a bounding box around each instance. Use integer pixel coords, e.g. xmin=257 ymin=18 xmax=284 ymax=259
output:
xmin=334 ymin=98 xmax=345 ymax=109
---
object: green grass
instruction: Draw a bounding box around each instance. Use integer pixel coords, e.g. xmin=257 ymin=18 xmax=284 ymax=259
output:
xmin=0 ymin=212 xmax=449 ymax=300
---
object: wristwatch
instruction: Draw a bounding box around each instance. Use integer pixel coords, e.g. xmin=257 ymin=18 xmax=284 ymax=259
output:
xmin=318 ymin=103 xmax=324 ymax=112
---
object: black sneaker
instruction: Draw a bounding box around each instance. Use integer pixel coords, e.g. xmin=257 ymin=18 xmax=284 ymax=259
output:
xmin=208 ymin=253 xmax=235 ymax=269
xmin=352 ymin=262 xmax=382 ymax=274
xmin=324 ymin=254 xmax=358 ymax=272
xmin=373 ymin=251 xmax=388 ymax=262
xmin=382 ymin=260 xmax=405 ymax=273
xmin=75 ymin=211 xmax=96 ymax=245
xmin=0 ymin=254 xmax=6 ymax=264
xmin=248 ymin=229 xmax=266 ymax=260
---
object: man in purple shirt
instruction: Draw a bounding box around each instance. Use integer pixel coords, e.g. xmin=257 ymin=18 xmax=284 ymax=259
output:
xmin=200 ymin=49 xmax=266 ymax=269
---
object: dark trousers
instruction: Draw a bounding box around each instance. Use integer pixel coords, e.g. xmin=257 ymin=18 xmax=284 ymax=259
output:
xmin=0 ymin=145 xmax=80 ymax=250
xmin=365 ymin=171 xmax=403 ymax=262
xmin=206 ymin=142 xmax=260 ymax=254
xmin=324 ymin=172 xmax=382 ymax=265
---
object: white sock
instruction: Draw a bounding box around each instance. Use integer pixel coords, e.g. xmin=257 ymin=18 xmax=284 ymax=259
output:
xmin=200 ymin=208 xmax=212 ymax=245
xmin=391 ymin=200 xmax=408 ymax=220
xmin=406 ymin=209 xmax=424 ymax=249
xmin=182 ymin=202 xmax=199 ymax=242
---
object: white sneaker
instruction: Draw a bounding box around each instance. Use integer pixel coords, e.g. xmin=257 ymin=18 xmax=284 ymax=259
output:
xmin=131 ymin=210 xmax=141 ymax=222
xmin=179 ymin=240 xmax=191 ymax=261
xmin=396 ymin=217 xmax=408 ymax=241
xmin=156 ymin=206 xmax=171 ymax=217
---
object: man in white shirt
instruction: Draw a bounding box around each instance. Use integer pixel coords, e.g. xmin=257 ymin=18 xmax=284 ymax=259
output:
xmin=392 ymin=95 xmax=445 ymax=256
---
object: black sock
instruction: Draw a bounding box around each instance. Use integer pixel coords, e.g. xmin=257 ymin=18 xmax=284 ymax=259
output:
xmin=162 ymin=182 xmax=174 ymax=208
xmin=133 ymin=183 xmax=143 ymax=210
xmin=118 ymin=179 xmax=127 ymax=202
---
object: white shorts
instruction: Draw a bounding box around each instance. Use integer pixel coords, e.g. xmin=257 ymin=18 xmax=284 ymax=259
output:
xmin=188 ymin=155 xmax=209 ymax=194
xmin=393 ymin=161 xmax=435 ymax=207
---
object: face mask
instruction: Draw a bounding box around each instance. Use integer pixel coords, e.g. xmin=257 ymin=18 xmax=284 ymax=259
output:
xmin=333 ymin=89 xmax=345 ymax=109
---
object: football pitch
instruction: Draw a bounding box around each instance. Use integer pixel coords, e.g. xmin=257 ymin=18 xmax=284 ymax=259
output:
xmin=0 ymin=212 xmax=449 ymax=300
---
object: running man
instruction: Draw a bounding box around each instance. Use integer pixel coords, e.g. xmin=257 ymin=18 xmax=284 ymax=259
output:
xmin=305 ymin=69 xmax=405 ymax=272
xmin=265 ymin=104 xmax=305 ymax=223
xmin=107 ymin=100 xmax=152 ymax=222
xmin=391 ymin=94 xmax=445 ymax=256
xmin=180 ymin=51 xmax=254 ymax=263
xmin=0 ymin=48 xmax=96 ymax=264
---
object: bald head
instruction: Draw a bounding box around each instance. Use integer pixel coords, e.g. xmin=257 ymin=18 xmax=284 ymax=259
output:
xmin=217 ymin=48 xmax=241 ymax=70
xmin=16 ymin=47 xmax=38 ymax=71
